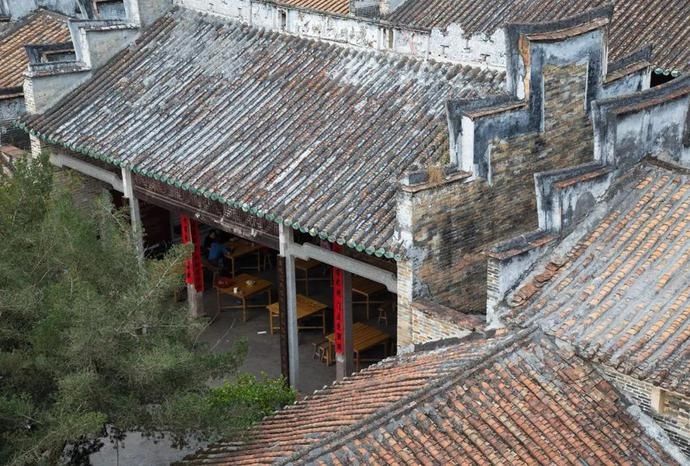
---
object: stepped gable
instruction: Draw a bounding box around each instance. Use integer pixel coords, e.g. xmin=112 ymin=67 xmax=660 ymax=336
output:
xmin=385 ymin=0 xmax=689 ymax=73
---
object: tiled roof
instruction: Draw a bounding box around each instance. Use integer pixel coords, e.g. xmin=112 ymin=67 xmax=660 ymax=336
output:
xmin=278 ymin=0 xmax=349 ymax=15
xmin=385 ymin=0 xmax=690 ymax=72
xmin=179 ymin=331 xmax=679 ymax=465
xmin=179 ymin=334 xmax=507 ymax=465
xmin=0 ymin=9 xmax=71 ymax=90
xmin=21 ymin=8 xmax=504 ymax=258
xmin=506 ymin=163 xmax=690 ymax=397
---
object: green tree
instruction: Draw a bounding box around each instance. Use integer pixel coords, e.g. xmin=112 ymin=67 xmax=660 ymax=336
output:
xmin=0 ymin=155 xmax=294 ymax=465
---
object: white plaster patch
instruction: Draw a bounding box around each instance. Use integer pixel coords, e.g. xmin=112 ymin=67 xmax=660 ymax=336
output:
xmin=626 ymin=404 xmax=690 ymax=466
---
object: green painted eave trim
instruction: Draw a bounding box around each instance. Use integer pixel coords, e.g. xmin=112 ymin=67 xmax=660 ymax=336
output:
xmin=653 ymin=67 xmax=682 ymax=77
xmin=17 ymin=122 xmax=402 ymax=262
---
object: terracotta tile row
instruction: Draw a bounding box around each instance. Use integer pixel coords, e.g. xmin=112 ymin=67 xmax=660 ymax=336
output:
xmin=507 ymin=164 xmax=690 ymax=397
xmin=181 ymin=332 xmax=679 ymax=464
xmin=279 ymin=0 xmax=350 ymax=15
xmin=177 ymin=335 xmax=511 ymax=465
xmin=0 ymin=10 xmax=71 ymax=90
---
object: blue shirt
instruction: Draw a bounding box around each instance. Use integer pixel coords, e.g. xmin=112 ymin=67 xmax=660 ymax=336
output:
xmin=208 ymin=241 xmax=227 ymax=261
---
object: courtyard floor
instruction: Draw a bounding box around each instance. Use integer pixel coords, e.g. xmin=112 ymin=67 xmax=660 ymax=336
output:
xmin=197 ymin=260 xmax=396 ymax=394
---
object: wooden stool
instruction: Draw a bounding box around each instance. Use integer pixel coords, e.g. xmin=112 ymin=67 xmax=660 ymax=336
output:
xmin=312 ymin=340 xmax=329 ymax=363
xmin=377 ymin=306 xmax=388 ymax=326
xmin=261 ymin=248 xmax=274 ymax=271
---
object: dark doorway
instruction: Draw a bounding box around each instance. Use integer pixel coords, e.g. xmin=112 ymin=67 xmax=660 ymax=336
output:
xmin=650 ymin=71 xmax=676 ymax=87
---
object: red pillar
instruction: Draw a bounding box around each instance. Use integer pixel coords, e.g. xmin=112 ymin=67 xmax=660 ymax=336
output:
xmin=180 ymin=214 xmax=204 ymax=292
xmin=180 ymin=215 xmax=205 ymax=317
xmin=332 ymin=244 xmax=353 ymax=379
xmin=332 ymin=255 xmax=344 ymax=356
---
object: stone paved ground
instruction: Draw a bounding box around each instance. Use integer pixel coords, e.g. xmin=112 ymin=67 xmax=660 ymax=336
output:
xmin=91 ymin=433 xmax=203 ymax=466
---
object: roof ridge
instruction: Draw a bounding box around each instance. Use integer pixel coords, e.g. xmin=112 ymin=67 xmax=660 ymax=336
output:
xmin=32 ymin=7 xmax=72 ymax=21
xmin=180 ymin=6 xmax=501 ymax=80
xmin=201 ymin=333 xmax=516 ymax=462
xmin=647 ymin=156 xmax=690 ymax=175
xmin=281 ymin=327 xmax=538 ymax=464
xmin=0 ymin=8 xmax=68 ymax=43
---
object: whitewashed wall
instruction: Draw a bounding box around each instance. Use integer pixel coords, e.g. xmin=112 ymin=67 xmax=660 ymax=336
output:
xmin=175 ymin=0 xmax=507 ymax=69
xmin=429 ymin=24 xmax=506 ymax=69
xmin=2 ymin=0 xmax=82 ymax=19
xmin=0 ymin=97 xmax=24 ymax=122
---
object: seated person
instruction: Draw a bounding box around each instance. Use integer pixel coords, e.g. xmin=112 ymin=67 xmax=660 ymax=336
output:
xmin=207 ymin=234 xmax=230 ymax=270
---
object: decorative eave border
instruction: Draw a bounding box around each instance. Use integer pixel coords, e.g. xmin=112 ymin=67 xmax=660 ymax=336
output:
xmin=17 ymin=121 xmax=403 ymax=261
xmin=653 ymin=67 xmax=682 ymax=78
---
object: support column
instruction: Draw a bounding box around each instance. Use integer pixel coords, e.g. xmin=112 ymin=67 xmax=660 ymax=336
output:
xmin=180 ymin=214 xmax=205 ymax=318
xmin=276 ymin=256 xmax=290 ymax=382
xmin=332 ymin=244 xmax=354 ymax=380
xmin=278 ymin=225 xmax=299 ymax=389
xmin=121 ymin=167 xmax=144 ymax=260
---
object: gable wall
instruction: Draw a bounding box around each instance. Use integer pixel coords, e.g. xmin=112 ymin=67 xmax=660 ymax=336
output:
xmin=400 ymin=63 xmax=593 ymax=324
xmin=599 ymin=364 xmax=690 ymax=458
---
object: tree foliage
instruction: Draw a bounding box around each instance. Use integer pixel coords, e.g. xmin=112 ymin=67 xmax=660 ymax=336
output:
xmin=0 ymin=155 xmax=294 ymax=465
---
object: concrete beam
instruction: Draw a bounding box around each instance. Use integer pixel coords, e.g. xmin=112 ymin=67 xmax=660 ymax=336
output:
xmin=290 ymin=242 xmax=397 ymax=293
xmin=51 ymin=153 xmax=123 ymax=191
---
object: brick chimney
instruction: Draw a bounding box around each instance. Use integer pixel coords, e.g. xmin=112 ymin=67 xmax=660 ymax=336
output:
xmin=123 ymin=0 xmax=171 ymax=27
xmin=376 ymin=0 xmax=406 ymax=16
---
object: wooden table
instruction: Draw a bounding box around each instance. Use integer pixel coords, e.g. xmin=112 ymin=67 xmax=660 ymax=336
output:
xmin=326 ymin=322 xmax=391 ymax=371
xmin=295 ymin=258 xmax=323 ymax=296
xmin=224 ymin=239 xmax=262 ymax=276
xmin=352 ymin=276 xmax=387 ymax=320
xmin=266 ymin=294 xmax=327 ymax=335
xmin=216 ymin=273 xmax=272 ymax=322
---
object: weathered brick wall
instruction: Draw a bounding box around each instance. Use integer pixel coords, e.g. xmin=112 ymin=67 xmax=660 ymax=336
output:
xmin=411 ymin=310 xmax=456 ymax=343
xmin=54 ymin=167 xmax=111 ymax=210
xmin=486 ymin=257 xmax=500 ymax=308
xmin=396 ymin=259 xmax=415 ymax=346
xmin=0 ymin=125 xmax=30 ymax=150
xmin=409 ymin=64 xmax=593 ymax=314
xmin=409 ymin=299 xmax=480 ymax=344
xmin=599 ymin=365 xmax=690 ymax=458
